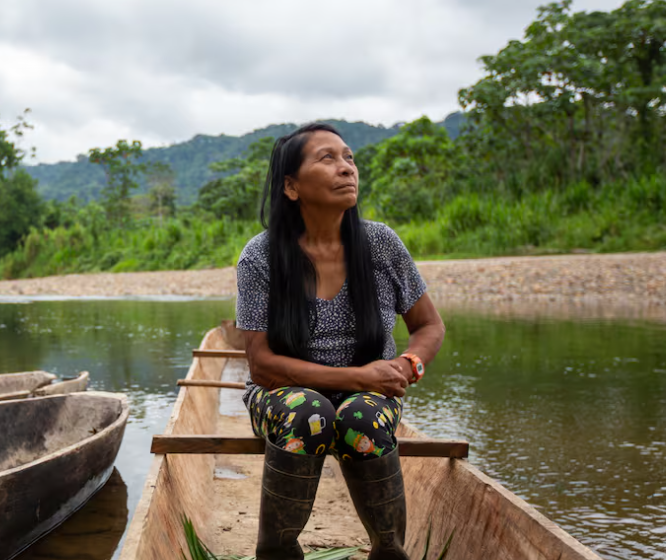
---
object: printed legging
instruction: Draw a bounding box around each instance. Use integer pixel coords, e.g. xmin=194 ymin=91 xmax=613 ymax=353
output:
xmin=248 ymin=387 xmax=403 ymax=461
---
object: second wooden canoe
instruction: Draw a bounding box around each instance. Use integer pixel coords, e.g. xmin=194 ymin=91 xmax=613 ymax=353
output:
xmin=0 ymin=371 xmax=56 ymax=401
xmin=0 ymin=391 xmax=129 ymax=560
xmin=0 ymin=371 xmax=89 ymax=401
xmin=121 ymin=327 xmax=602 ymax=560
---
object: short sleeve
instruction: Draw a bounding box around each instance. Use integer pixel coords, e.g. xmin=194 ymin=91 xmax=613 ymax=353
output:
xmin=235 ymin=255 xmax=269 ymax=332
xmin=378 ymin=224 xmax=427 ymax=314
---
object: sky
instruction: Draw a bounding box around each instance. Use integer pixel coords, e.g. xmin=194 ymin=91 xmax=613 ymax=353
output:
xmin=0 ymin=0 xmax=624 ymax=164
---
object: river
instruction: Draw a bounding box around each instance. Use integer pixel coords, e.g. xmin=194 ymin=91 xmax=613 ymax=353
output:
xmin=0 ymin=298 xmax=664 ymax=560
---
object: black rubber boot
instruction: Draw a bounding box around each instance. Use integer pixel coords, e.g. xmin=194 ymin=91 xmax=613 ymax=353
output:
xmin=340 ymin=447 xmax=409 ymax=560
xmin=256 ymin=439 xmax=326 ymax=560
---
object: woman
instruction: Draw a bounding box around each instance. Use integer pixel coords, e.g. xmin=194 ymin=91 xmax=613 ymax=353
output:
xmin=236 ymin=123 xmax=445 ymax=560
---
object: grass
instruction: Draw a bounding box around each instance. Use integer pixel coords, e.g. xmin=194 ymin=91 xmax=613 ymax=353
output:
xmin=2 ymin=173 xmax=664 ymax=280
xmin=394 ymin=174 xmax=666 ymax=259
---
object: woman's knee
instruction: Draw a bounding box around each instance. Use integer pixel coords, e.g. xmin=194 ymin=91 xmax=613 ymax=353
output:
xmin=285 ymin=390 xmax=336 ymax=437
xmin=333 ymin=393 xmax=402 ymax=461
xmin=267 ymin=387 xmax=336 ymax=455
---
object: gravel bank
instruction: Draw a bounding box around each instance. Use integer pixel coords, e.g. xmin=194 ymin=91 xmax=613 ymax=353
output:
xmin=1 ymin=252 xmax=665 ymax=318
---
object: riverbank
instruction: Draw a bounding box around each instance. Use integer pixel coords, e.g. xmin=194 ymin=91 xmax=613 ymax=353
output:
xmin=1 ymin=251 xmax=665 ymax=314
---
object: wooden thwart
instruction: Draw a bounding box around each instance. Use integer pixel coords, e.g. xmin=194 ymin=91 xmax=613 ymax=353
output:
xmin=192 ymin=349 xmax=247 ymax=359
xmin=177 ymin=379 xmax=246 ymax=390
xmin=151 ymin=435 xmax=469 ymax=458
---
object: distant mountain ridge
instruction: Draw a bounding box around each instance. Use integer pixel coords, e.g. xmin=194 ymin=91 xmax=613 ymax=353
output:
xmin=25 ymin=113 xmax=465 ymax=205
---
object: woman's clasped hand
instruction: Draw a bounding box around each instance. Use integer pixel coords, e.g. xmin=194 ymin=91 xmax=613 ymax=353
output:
xmin=357 ymin=360 xmax=410 ymax=398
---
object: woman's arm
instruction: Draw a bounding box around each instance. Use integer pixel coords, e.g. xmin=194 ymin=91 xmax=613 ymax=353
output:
xmin=243 ymin=330 xmax=408 ymax=397
xmin=393 ymin=293 xmax=445 ymax=380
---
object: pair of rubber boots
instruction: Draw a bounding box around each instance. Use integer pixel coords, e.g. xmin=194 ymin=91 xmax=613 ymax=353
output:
xmin=256 ymin=439 xmax=408 ymax=560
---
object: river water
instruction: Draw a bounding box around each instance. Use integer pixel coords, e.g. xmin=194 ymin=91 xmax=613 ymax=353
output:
xmin=0 ymin=298 xmax=664 ymax=560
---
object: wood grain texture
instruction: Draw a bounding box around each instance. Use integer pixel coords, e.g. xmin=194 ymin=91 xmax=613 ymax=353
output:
xmin=151 ymin=435 xmax=469 ymax=458
xmin=398 ymin=420 xmax=602 ymax=560
xmin=119 ymin=328 xmax=230 ymax=560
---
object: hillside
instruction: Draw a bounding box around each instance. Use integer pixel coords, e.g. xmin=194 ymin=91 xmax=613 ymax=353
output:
xmin=25 ymin=113 xmax=464 ymax=205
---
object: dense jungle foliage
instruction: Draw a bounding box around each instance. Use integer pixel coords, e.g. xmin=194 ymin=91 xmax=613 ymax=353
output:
xmin=25 ymin=115 xmax=464 ymax=205
xmin=1 ymin=0 xmax=664 ymax=280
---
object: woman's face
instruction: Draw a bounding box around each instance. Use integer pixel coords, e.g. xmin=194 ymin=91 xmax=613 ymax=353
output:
xmin=284 ymin=131 xmax=358 ymax=212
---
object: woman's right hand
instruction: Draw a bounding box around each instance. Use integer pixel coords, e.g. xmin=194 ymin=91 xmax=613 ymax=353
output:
xmin=357 ymin=360 xmax=409 ymax=398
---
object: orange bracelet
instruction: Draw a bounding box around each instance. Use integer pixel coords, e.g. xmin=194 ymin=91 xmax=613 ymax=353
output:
xmin=400 ymin=353 xmax=424 ymax=383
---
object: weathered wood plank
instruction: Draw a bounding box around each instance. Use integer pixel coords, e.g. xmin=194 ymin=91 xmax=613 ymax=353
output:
xmin=119 ymin=328 xmax=231 ymax=560
xmin=177 ymin=379 xmax=246 ymax=390
xmin=0 ymin=390 xmax=30 ymax=401
xmin=192 ymin=349 xmax=247 ymax=359
xmin=151 ymin=435 xmax=469 ymax=458
xmin=33 ymin=371 xmax=89 ymax=396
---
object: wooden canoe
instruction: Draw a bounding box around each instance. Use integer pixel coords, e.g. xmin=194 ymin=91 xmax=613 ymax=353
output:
xmin=120 ymin=327 xmax=602 ymax=560
xmin=15 ymin=467 xmax=129 ymax=560
xmin=0 ymin=391 xmax=129 ymax=560
xmin=0 ymin=371 xmax=89 ymax=401
xmin=0 ymin=371 xmax=56 ymax=401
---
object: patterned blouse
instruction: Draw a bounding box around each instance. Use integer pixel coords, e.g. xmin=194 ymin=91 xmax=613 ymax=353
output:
xmin=235 ymin=220 xmax=427 ymax=407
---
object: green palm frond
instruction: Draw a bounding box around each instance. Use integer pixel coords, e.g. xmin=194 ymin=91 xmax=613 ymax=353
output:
xmin=181 ymin=515 xmax=360 ymax=560
xmin=420 ymin=519 xmax=456 ymax=560
xmin=437 ymin=528 xmax=456 ymax=560
xmin=181 ymin=515 xmax=220 ymax=560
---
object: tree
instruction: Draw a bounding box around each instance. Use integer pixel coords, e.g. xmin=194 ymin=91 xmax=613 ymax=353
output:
xmin=197 ymin=136 xmax=273 ymax=220
xmin=146 ymin=162 xmax=177 ymax=223
xmin=0 ymin=110 xmax=42 ymax=258
xmin=458 ymin=0 xmax=666 ymax=191
xmin=89 ymin=140 xmax=144 ymax=224
xmin=365 ymin=117 xmax=459 ymax=223
xmin=353 ymin=143 xmax=378 ymax=204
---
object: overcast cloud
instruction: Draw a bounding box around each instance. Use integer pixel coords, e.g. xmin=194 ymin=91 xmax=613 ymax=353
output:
xmin=0 ymin=0 xmax=623 ymax=163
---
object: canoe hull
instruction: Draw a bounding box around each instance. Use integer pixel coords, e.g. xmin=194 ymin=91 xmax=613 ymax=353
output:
xmin=0 ymin=392 xmax=128 ymax=560
xmin=120 ymin=330 xmax=222 ymax=560
xmin=0 ymin=371 xmax=88 ymax=401
xmin=17 ymin=468 xmax=129 ymax=560
xmin=0 ymin=371 xmax=56 ymax=401
xmin=121 ymin=327 xmax=601 ymax=560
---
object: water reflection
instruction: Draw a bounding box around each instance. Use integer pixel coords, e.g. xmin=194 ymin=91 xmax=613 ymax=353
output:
xmin=16 ymin=469 xmax=128 ymax=560
xmin=397 ymin=312 xmax=666 ymax=560
xmin=1 ymin=300 xmax=665 ymax=559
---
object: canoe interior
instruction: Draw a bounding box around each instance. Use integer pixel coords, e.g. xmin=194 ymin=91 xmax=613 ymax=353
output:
xmin=122 ymin=327 xmax=601 ymax=560
xmin=0 ymin=391 xmax=124 ymax=472
xmin=0 ymin=371 xmax=56 ymax=396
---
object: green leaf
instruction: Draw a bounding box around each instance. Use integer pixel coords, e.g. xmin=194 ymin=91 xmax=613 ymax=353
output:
xmin=420 ymin=520 xmax=433 ymax=560
xmin=436 ymin=528 xmax=456 ymax=560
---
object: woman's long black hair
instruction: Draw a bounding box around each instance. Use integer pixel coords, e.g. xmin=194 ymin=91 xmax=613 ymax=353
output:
xmin=260 ymin=123 xmax=385 ymax=366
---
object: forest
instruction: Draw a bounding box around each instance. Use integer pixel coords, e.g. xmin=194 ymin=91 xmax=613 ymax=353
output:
xmin=1 ymin=0 xmax=664 ymax=280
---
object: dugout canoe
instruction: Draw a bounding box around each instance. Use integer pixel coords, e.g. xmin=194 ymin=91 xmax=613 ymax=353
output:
xmin=0 ymin=391 xmax=129 ymax=560
xmin=15 ymin=468 xmax=129 ymax=560
xmin=120 ymin=326 xmax=602 ymax=560
xmin=0 ymin=371 xmax=89 ymax=402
